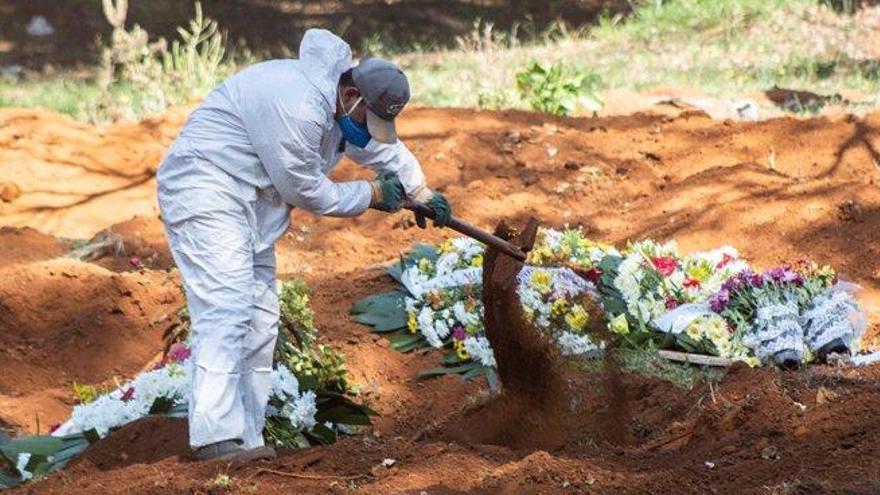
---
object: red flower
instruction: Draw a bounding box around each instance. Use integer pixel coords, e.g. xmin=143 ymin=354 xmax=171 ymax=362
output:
xmin=665 ymin=295 xmax=679 ymax=309
xmin=651 ymin=257 xmax=678 ymax=277
xmin=584 ymin=267 xmax=603 ymax=285
xmin=121 ymin=387 xmax=136 ymax=402
xmin=716 ymin=253 xmax=735 ymax=269
xmin=684 ymin=277 xmax=701 ymax=289
xmin=167 ymin=343 xmax=192 ymax=364
xmin=129 ymin=256 xmax=144 ymax=269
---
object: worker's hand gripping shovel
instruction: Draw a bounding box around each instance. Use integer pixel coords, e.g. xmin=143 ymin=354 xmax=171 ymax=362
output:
xmin=401 ymin=199 xmax=528 ymax=261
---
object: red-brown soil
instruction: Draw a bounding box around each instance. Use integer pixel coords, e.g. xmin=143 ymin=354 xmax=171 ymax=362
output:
xmin=2 ymin=104 xmax=880 ymax=493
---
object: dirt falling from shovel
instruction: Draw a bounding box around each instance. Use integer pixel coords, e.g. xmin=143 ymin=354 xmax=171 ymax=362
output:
xmin=481 ymin=219 xmax=561 ymax=406
xmin=448 ymin=219 xmax=632 ymax=449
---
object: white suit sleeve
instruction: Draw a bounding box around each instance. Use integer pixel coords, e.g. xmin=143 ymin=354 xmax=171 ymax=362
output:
xmin=242 ymin=98 xmax=372 ymax=217
xmin=345 ymin=140 xmax=434 ymax=203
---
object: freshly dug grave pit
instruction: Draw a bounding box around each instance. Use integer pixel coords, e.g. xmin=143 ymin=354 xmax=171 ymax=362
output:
xmin=437 ymin=219 xmax=634 ymax=450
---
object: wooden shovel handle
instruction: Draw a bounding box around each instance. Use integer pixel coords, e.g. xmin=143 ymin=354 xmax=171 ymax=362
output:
xmin=402 ymin=200 xmax=528 ymax=261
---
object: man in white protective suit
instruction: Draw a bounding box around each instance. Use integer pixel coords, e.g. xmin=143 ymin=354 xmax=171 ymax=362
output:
xmin=157 ymin=29 xmax=451 ymax=462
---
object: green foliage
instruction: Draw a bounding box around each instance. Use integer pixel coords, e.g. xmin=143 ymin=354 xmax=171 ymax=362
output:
xmin=277 ymin=280 xmax=352 ymax=394
xmin=279 ymin=280 xmax=317 ymax=344
xmin=515 ymin=61 xmax=602 ymax=116
xmin=89 ymin=1 xmax=236 ymax=121
xmin=71 ymin=382 xmax=100 ymax=405
xmin=0 ymin=78 xmax=100 ymax=119
xmin=0 ymin=433 xmax=93 ymax=488
xmin=614 ymin=0 xmax=795 ymax=39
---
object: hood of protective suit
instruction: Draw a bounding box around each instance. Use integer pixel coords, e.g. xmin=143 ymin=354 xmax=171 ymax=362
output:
xmin=299 ymin=29 xmax=352 ymax=108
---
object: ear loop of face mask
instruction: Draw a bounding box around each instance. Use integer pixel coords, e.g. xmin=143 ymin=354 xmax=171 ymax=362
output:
xmin=342 ymin=93 xmax=363 ymax=115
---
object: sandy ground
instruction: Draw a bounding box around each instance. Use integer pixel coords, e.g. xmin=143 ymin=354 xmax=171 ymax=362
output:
xmin=2 ymin=103 xmax=880 ymax=493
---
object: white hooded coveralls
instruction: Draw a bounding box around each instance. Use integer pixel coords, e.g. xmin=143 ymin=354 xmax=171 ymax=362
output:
xmin=157 ymin=29 xmax=430 ymax=449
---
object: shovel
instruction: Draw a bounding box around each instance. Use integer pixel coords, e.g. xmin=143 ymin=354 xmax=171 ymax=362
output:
xmin=401 ymin=199 xmax=529 ymax=261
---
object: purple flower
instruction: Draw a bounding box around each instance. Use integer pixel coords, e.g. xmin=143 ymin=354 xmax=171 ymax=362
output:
xmin=764 ymin=266 xmax=787 ymax=282
xmin=452 ymin=325 xmax=467 ymax=341
xmin=749 ymin=273 xmax=764 ymax=287
xmin=709 ymin=289 xmax=730 ymax=312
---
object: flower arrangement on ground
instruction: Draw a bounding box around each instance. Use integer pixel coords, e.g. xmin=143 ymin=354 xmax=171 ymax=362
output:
xmin=354 ymin=229 xmax=866 ymax=376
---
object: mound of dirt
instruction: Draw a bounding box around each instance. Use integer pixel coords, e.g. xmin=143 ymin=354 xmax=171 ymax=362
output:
xmin=0 ymin=258 xmax=181 ymax=432
xmin=0 ymin=107 xmax=187 ymax=239
xmin=71 ymin=417 xmax=190 ymax=471
xmin=0 ymin=226 xmax=67 ymax=268
xmin=0 ymin=227 xmax=68 ymax=268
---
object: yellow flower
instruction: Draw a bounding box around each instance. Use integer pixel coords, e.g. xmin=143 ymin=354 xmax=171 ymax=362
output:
xmin=687 ymin=262 xmax=712 ymax=282
xmin=609 ymin=314 xmax=629 ymax=335
xmin=470 ymin=255 xmax=483 ymax=268
xmin=560 ymin=245 xmax=572 ymax=258
xmin=418 ymin=258 xmax=432 ymax=273
xmin=439 ymin=239 xmax=455 ymax=254
xmin=550 ymin=298 xmax=569 ymax=317
xmin=407 ymin=311 xmax=418 ymax=334
xmin=707 ymin=323 xmax=727 ymax=343
xmin=453 ymin=340 xmax=470 ymax=361
xmin=577 ymin=238 xmax=594 ymax=251
xmin=529 ymin=269 xmax=553 ymax=294
xmin=744 ymin=356 xmax=760 ymax=368
xmin=565 ymin=304 xmax=590 ymax=331
xmin=818 ymin=264 xmax=835 ymax=278
xmin=714 ymin=339 xmax=732 ymax=357
xmin=685 ymin=322 xmax=702 ymax=341
xmin=528 ymin=246 xmax=554 ymax=266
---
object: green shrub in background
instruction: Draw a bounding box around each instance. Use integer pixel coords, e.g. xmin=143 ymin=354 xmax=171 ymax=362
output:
xmin=515 ymin=61 xmax=603 ymax=116
xmin=90 ymin=0 xmax=236 ymax=121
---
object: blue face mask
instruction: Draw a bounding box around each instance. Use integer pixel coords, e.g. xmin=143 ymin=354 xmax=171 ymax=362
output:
xmin=337 ymin=95 xmax=371 ymax=148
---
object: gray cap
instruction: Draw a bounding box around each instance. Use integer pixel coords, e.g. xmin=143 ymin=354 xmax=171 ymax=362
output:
xmin=352 ymin=58 xmax=410 ymax=144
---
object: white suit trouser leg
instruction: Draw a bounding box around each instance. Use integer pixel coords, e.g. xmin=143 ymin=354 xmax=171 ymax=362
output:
xmin=160 ymin=186 xmax=279 ymax=449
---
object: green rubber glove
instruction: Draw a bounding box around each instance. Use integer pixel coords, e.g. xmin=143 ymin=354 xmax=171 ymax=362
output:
xmin=415 ymin=192 xmax=452 ymax=228
xmin=370 ymin=172 xmax=405 ymax=212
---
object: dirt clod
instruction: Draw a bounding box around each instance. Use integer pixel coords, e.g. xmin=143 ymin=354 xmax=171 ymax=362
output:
xmin=0 ymin=182 xmax=21 ymax=202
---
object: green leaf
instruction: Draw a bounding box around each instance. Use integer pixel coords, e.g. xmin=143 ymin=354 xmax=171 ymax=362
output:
xmin=485 ymin=367 xmax=499 ymax=391
xmin=441 ymin=352 xmax=463 ymax=365
xmin=83 ymin=428 xmax=101 ymax=444
xmin=462 ymin=365 xmax=488 ymax=381
xmin=388 ymin=332 xmax=425 ymax=352
xmin=47 ymin=438 xmax=89 ymax=469
xmin=0 ymin=436 xmax=66 ymax=460
xmin=0 ymin=470 xmax=22 ymax=489
xmin=417 ymin=362 xmax=481 ymax=378
xmin=304 ymin=423 xmax=337 ymax=445
xmin=149 ymin=397 xmax=175 ymax=415
xmin=351 ymin=292 xmax=408 ymax=332
xmin=315 ymin=406 xmax=373 ymax=426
